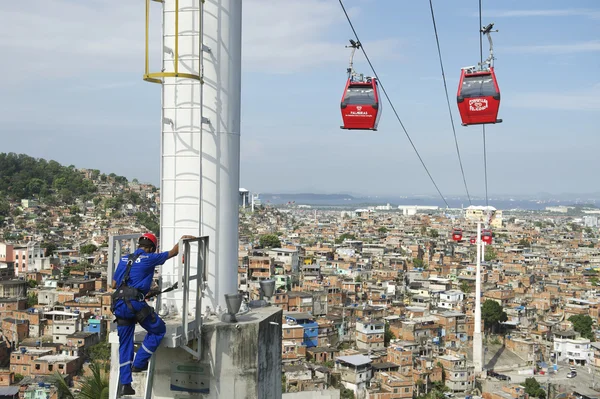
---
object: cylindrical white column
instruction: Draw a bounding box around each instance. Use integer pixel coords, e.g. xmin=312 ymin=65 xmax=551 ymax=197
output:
xmin=160 ymin=0 xmax=203 ymax=314
xmin=201 ymin=0 xmax=242 ymax=311
xmin=473 ymin=222 xmax=483 ymax=373
xmin=481 ymin=241 xmax=485 ymax=263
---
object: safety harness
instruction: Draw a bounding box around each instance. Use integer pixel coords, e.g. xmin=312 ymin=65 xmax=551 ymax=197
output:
xmin=111 ymin=253 xmax=155 ymax=326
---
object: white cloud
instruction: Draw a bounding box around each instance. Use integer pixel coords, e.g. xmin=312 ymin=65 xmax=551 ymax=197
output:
xmin=504 ymin=40 xmax=600 ymax=55
xmin=0 ymin=0 xmax=401 ymax=83
xmin=508 ymin=84 xmax=600 ymax=111
xmin=242 ymin=0 xmax=402 ymax=73
xmin=0 ymin=1 xmax=149 ymax=82
xmin=485 ymin=9 xmax=600 ymax=19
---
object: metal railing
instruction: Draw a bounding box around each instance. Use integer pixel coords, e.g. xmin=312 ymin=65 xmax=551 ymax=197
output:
xmin=178 ymin=236 xmax=209 ymax=359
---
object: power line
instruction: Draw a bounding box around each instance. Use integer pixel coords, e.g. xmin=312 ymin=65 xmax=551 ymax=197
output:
xmin=428 ymin=0 xmax=472 ymax=206
xmin=479 ymin=0 xmax=489 ymax=207
xmin=338 ymin=0 xmax=449 ymax=208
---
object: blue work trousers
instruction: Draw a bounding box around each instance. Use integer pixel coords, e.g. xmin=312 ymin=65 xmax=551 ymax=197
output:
xmin=114 ymin=300 xmax=166 ymax=385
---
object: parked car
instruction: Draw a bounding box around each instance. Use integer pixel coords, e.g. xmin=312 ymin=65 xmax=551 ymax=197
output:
xmin=567 ymin=371 xmax=577 ymax=378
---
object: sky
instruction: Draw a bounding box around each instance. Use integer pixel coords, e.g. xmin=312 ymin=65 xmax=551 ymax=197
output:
xmin=0 ymin=0 xmax=598 ymax=198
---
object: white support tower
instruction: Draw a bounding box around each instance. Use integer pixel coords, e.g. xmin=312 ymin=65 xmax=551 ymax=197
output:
xmin=108 ymin=2 xmax=282 ymax=398
xmin=201 ymin=0 xmax=241 ymax=312
xmin=473 ymin=222 xmax=483 ymax=373
xmin=155 ymin=0 xmax=240 ymax=317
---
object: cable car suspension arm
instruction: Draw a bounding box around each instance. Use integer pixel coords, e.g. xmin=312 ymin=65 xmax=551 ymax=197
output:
xmin=346 ymin=39 xmax=363 ymax=81
xmin=479 ymin=23 xmax=498 ymax=69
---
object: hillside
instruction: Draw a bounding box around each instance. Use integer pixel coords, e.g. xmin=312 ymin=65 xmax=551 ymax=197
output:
xmin=0 ymin=153 xmax=159 ymax=242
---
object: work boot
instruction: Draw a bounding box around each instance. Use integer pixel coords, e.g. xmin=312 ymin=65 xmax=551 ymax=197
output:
xmin=119 ymin=384 xmax=135 ymax=396
xmin=132 ymin=365 xmax=148 ymax=373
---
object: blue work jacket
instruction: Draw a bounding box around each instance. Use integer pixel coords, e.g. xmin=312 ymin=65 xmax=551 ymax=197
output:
xmin=113 ymin=248 xmax=170 ymax=296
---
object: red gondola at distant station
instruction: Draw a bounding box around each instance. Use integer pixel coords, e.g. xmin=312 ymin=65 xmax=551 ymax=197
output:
xmin=482 ymin=229 xmax=493 ymax=245
xmin=457 ymin=23 xmax=502 ymax=126
xmin=451 ymin=228 xmax=463 ymax=242
xmin=340 ymin=40 xmax=382 ymax=131
xmin=469 ymin=236 xmax=476 ymax=245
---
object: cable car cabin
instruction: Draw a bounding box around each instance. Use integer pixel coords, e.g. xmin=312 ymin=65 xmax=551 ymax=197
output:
xmin=469 ymin=236 xmax=476 ymax=245
xmin=482 ymin=229 xmax=493 ymax=245
xmin=340 ymin=78 xmax=381 ymax=131
xmin=451 ymin=228 xmax=463 ymax=242
xmin=457 ymin=67 xmax=501 ymax=126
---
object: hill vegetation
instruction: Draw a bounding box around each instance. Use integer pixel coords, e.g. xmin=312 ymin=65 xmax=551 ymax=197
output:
xmin=0 ymin=152 xmax=159 ymax=235
xmin=0 ymin=153 xmax=99 ymax=204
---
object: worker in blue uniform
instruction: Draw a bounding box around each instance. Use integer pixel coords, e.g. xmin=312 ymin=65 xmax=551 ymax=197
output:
xmin=112 ymin=233 xmax=195 ymax=396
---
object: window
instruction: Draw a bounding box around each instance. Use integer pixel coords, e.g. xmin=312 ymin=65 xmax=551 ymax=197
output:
xmin=22 ymin=367 xmax=26 ymax=371
xmin=460 ymin=74 xmax=497 ymax=98
xmin=405 ymin=388 xmax=410 ymax=393
xmin=343 ymin=86 xmax=376 ymax=105
xmin=59 ymin=364 xmax=64 ymax=370
xmin=48 ymin=365 xmax=53 ymax=371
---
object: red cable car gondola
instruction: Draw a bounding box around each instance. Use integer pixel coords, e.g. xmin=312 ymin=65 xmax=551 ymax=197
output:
xmin=340 ymin=39 xmax=382 ymax=131
xmin=469 ymin=236 xmax=476 ymax=245
xmin=457 ymin=23 xmax=502 ymax=127
xmin=482 ymin=229 xmax=493 ymax=245
xmin=340 ymin=78 xmax=381 ymax=130
xmin=451 ymin=228 xmax=463 ymax=242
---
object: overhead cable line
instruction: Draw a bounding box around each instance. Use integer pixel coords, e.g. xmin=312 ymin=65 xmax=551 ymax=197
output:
xmin=338 ymin=0 xmax=449 ymax=208
xmin=479 ymin=0 xmax=490 ymax=207
xmin=428 ymin=0 xmax=472 ymax=206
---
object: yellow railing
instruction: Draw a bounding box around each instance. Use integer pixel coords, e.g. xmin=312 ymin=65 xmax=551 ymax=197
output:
xmin=144 ymin=0 xmax=202 ymax=84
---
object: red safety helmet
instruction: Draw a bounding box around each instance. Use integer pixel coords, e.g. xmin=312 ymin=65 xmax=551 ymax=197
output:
xmin=139 ymin=233 xmax=158 ymax=251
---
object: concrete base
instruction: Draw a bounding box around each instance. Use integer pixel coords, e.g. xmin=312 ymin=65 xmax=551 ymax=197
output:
xmin=149 ymin=306 xmax=282 ymax=399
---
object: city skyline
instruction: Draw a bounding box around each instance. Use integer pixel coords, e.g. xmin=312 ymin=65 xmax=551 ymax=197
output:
xmin=0 ymin=0 xmax=598 ymax=197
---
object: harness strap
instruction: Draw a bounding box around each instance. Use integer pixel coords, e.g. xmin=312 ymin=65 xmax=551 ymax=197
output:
xmin=121 ymin=253 xmax=141 ymax=288
xmin=111 ymin=253 xmax=142 ymax=313
xmin=112 ymin=252 xmax=157 ymax=326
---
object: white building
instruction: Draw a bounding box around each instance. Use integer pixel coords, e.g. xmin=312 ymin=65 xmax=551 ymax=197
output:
xmin=583 ymin=216 xmax=599 ymax=227
xmin=335 ymin=354 xmax=372 ymax=399
xmin=269 ymin=248 xmax=300 ymax=274
xmin=464 ymin=206 xmax=503 ymax=228
xmin=435 ymin=290 xmax=465 ymax=311
xmin=355 ymin=320 xmax=385 ymax=350
xmin=397 ymin=205 xmax=439 ymax=216
xmin=553 ymin=331 xmax=592 ymax=365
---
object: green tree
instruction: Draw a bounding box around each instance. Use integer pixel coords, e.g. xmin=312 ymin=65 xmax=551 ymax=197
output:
xmin=80 ymin=244 xmax=98 ymax=255
xmin=27 ymin=279 xmax=38 ymax=288
xmin=42 ymin=242 xmax=57 ymax=257
xmin=259 ymin=234 xmax=281 ymax=248
xmin=524 ymin=377 xmax=546 ymax=399
xmin=429 ymin=229 xmax=439 ymax=238
xmin=568 ymin=314 xmax=594 ymax=340
xmin=518 ymin=238 xmax=531 ymax=247
xmin=484 ymin=246 xmax=497 ymax=261
xmin=27 ymin=292 xmax=38 ymax=308
xmin=14 ymin=374 xmax=24 ymax=383
xmin=77 ymin=362 xmax=110 ymax=399
xmin=481 ymin=299 xmax=507 ymax=333
xmin=378 ymin=227 xmax=388 ymax=234
xmin=413 ymin=258 xmax=424 ymax=269
xmin=335 ymin=233 xmax=356 ymax=244
xmin=340 ymin=388 xmax=355 ymax=399
xmin=135 ymin=212 xmax=159 ymax=234
xmin=0 ymin=199 xmax=9 ymax=222
xmin=88 ymin=340 xmax=111 ymax=363
xmin=459 ymin=281 xmax=471 ymax=294
xmin=384 ymin=322 xmax=396 ymax=346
